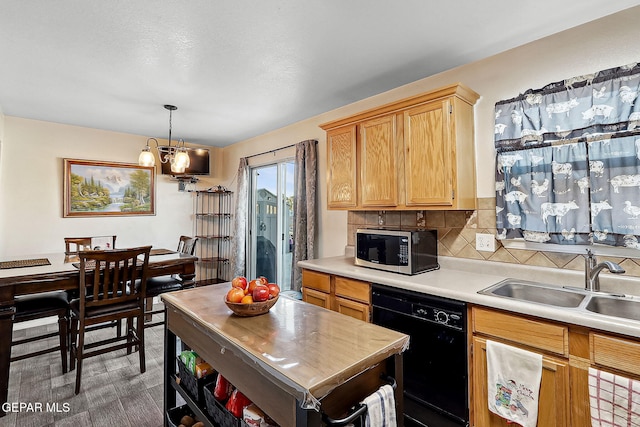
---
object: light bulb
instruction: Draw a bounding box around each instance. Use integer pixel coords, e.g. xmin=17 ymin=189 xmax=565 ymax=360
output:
xmin=172 ymin=149 xmax=190 ymax=172
xmin=138 ymin=148 xmax=155 ymax=167
xmin=170 ymin=160 xmax=186 ymax=173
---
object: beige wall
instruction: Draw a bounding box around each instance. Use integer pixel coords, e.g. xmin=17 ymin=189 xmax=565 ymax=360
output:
xmin=219 ymin=7 xmax=640 ymax=259
xmin=0 ymin=116 xmax=220 ymax=257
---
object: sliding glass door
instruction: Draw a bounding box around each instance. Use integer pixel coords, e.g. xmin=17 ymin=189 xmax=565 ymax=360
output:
xmin=248 ymin=160 xmax=295 ymax=291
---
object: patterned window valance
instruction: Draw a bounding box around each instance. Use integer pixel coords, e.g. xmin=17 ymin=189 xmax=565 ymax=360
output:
xmin=494 ymin=62 xmax=640 ymax=248
xmin=495 ymin=62 xmax=640 ymax=152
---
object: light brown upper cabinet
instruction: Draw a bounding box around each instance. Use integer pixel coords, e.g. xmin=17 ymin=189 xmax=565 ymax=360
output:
xmin=326 ymin=126 xmax=358 ymax=208
xmin=359 ymin=115 xmax=398 ymax=207
xmin=404 ymin=100 xmax=452 ymax=206
xmin=321 ymin=83 xmax=479 ymax=210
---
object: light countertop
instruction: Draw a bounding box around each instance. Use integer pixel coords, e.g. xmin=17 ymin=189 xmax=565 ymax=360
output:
xmin=298 ymin=255 xmax=640 ymax=339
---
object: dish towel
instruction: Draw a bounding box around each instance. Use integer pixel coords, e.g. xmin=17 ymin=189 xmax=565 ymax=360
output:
xmin=589 ymin=367 xmax=640 ymax=426
xmin=486 ymin=340 xmax=543 ymax=427
xmin=362 ymin=384 xmax=396 ymax=427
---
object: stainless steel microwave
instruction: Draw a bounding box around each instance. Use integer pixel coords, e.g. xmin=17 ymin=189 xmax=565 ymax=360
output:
xmin=355 ymin=229 xmax=439 ymax=275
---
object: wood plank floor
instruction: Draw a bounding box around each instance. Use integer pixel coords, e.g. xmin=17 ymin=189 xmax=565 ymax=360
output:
xmin=6 ymin=310 xmax=181 ymax=427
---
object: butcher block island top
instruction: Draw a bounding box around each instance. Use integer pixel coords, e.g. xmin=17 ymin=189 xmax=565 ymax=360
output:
xmin=161 ymin=284 xmax=409 ymax=427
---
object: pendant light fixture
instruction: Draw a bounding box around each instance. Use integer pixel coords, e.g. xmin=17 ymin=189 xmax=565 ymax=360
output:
xmin=138 ymin=105 xmax=190 ymax=173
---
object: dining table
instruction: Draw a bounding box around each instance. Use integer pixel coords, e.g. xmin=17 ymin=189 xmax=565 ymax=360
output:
xmin=0 ymin=248 xmax=197 ymax=417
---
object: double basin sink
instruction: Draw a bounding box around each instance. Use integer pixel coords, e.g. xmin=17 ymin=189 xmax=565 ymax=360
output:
xmin=479 ymin=279 xmax=640 ymax=322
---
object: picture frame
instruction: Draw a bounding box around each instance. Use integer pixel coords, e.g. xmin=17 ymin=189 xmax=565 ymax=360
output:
xmin=63 ymin=159 xmax=155 ymax=217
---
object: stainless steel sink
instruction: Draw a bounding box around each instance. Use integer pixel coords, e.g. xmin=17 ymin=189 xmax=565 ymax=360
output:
xmin=479 ymin=279 xmax=588 ymax=308
xmin=480 ymin=276 xmax=640 ymax=323
xmin=586 ymin=296 xmax=640 ymax=321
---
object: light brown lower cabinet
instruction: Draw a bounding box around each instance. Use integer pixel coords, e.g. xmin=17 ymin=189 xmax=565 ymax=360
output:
xmin=471 ymin=305 xmax=640 ymax=427
xmin=569 ymin=329 xmax=640 ymax=425
xmin=301 ymin=269 xmax=371 ymax=322
xmin=335 ymin=295 xmax=370 ymax=322
xmin=302 ymin=287 xmax=331 ymax=309
xmin=471 ymin=306 xmax=570 ymax=426
xmin=472 ymin=336 xmax=570 ymax=426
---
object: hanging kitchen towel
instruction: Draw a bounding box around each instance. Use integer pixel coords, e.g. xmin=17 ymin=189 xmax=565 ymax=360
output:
xmin=362 ymin=384 xmax=396 ymax=427
xmin=486 ymin=339 xmax=543 ymax=427
xmin=589 ymin=367 xmax=640 ymax=427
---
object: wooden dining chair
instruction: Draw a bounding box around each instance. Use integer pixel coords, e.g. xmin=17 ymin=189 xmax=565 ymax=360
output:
xmin=69 ymin=245 xmax=151 ymax=395
xmin=64 ymin=235 xmax=122 ymax=336
xmin=12 ymin=236 xmax=98 ymax=370
xmin=64 ymin=237 xmax=92 ymax=255
xmin=11 ymin=281 xmax=69 ymax=374
xmin=64 ymin=236 xmax=117 ymax=255
xmin=143 ymin=236 xmax=197 ymax=328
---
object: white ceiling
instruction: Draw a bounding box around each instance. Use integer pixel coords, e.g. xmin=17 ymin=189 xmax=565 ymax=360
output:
xmin=1 ymin=1 xmax=639 ymax=147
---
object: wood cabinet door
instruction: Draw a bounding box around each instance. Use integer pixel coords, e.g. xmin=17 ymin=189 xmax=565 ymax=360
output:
xmin=301 ymin=269 xmax=331 ymax=293
xmin=403 ymin=100 xmax=453 ymax=206
xmin=359 ymin=115 xmax=398 ymax=207
xmin=334 ymin=276 xmax=370 ymax=304
xmin=302 ymin=287 xmax=331 ymax=309
xmin=472 ymin=306 xmax=568 ymax=357
xmin=566 ymin=332 xmax=640 ymax=426
xmin=334 ymin=296 xmax=370 ymax=322
xmin=327 ymin=125 xmax=358 ymax=208
xmin=590 ymin=332 xmax=640 ymax=376
xmin=472 ymin=336 xmax=570 ymax=427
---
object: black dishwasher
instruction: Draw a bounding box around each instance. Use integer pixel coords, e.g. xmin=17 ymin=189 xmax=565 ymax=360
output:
xmin=372 ymin=284 xmax=469 ymax=427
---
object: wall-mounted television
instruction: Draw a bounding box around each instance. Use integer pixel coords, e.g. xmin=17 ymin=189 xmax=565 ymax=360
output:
xmin=161 ymin=147 xmax=210 ymax=177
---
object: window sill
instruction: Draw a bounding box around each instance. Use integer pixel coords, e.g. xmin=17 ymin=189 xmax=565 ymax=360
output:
xmin=501 ymin=239 xmax=640 ymax=258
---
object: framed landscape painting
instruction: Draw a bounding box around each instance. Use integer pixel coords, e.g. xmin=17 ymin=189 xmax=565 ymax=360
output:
xmin=63 ymin=159 xmax=155 ymax=217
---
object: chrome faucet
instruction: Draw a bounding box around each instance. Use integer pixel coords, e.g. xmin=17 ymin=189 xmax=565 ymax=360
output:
xmin=584 ymin=249 xmax=625 ymax=292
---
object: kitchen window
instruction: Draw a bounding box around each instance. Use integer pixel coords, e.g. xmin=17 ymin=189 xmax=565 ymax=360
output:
xmin=494 ymin=62 xmax=640 ymax=251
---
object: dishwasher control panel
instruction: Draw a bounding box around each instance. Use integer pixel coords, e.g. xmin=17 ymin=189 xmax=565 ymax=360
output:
xmin=412 ymin=303 xmax=464 ymax=330
xmin=372 ymin=284 xmax=467 ymax=331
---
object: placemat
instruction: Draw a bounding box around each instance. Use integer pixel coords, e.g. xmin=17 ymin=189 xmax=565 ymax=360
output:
xmin=0 ymin=258 xmax=51 ymax=269
xmin=73 ymin=260 xmax=97 ymax=270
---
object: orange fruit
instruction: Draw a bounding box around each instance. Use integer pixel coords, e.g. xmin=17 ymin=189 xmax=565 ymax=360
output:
xmin=226 ymin=287 xmax=245 ymax=303
xmin=241 ymin=295 xmax=253 ymax=304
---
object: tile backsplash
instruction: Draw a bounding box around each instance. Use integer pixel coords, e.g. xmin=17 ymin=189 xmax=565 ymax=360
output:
xmin=347 ymin=197 xmax=640 ymax=278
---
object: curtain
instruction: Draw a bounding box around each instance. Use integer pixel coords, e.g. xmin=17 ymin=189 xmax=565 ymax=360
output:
xmin=589 ymin=135 xmax=640 ymax=247
xmin=291 ymin=140 xmax=318 ymax=291
xmin=495 ymin=62 xmax=640 ymax=247
xmin=231 ymin=157 xmax=249 ymax=277
xmin=496 ymin=144 xmax=591 ymax=244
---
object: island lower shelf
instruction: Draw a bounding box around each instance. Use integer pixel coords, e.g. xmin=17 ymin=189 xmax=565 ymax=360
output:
xmin=162 ymin=285 xmax=409 ymax=427
xmin=167 ymin=376 xmax=215 ymax=427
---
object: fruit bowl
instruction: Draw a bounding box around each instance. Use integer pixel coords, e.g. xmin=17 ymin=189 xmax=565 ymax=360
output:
xmin=224 ymin=295 xmax=279 ymax=317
